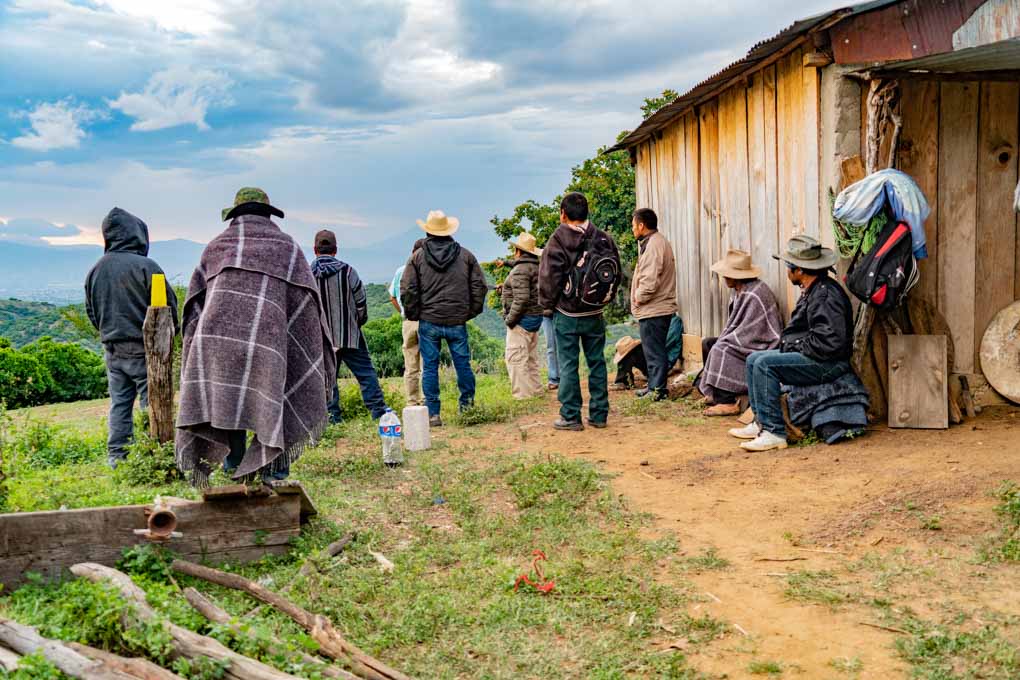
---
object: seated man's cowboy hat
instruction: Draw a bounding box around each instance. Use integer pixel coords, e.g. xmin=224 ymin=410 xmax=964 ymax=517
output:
xmin=222 ymin=187 xmax=285 ymax=222
xmin=773 ymin=234 xmax=838 ymax=270
xmin=613 ymin=336 xmax=642 ymax=365
xmin=417 ymin=210 xmax=459 ymax=237
xmin=711 ymin=249 xmax=762 ymax=279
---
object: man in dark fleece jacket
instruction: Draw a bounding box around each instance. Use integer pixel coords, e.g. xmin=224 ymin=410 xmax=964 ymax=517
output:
xmin=85 ymin=207 xmax=179 ymax=467
xmin=401 ymin=210 xmax=487 ymax=426
xmin=538 ymin=192 xmax=621 ymax=431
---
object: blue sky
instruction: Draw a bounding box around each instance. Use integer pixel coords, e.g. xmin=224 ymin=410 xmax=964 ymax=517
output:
xmin=0 ymin=0 xmax=844 ymax=261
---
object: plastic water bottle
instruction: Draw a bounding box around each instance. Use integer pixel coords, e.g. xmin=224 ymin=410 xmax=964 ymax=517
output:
xmin=379 ymin=408 xmax=404 ymax=468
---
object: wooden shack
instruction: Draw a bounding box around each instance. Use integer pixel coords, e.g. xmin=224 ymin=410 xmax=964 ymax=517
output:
xmin=612 ymin=0 xmax=1020 ymax=398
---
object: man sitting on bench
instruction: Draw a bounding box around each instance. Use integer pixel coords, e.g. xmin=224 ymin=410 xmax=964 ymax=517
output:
xmin=729 ymin=235 xmax=853 ymax=452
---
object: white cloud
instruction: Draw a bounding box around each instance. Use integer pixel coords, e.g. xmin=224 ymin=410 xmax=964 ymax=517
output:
xmin=9 ymin=99 xmax=100 ymax=152
xmin=109 ymin=67 xmax=233 ymax=131
xmin=92 ymin=0 xmax=231 ymax=36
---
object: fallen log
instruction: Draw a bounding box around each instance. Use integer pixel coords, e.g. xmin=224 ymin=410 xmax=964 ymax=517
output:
xmin=0 ymin=618 xmax=138 ymax=680
xmin=171 ymin=559 xmax=411 ymax=680
xmin=183 ymin=588 xmax=359 ymax=680
xmin=0 ymin=645 xmax=22 ymax=672
xmin=69 ymin=563 xmax=302 ymax=680
xmin=68 ymin=643 xmax=184 ymax=680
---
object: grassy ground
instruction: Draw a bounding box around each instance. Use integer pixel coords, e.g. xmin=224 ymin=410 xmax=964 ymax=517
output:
xmin=0 ymin=372 xmax=726 ymax=679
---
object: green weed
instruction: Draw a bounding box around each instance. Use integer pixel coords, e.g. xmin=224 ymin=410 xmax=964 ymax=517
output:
xmin=783 ymin=571 xmax=855 ymax=608
xmin=680 ymin=547 xmax=730 ymax=572
xmin=748 ymin=659 xmax=784 ymax=675
xmin=829 ymin=655 xmax=863 ymax=677
xmin=894 ymin=615 xmax=1020 ymax=679
xmin=989 ymin=481 xmax=1020 ymax=561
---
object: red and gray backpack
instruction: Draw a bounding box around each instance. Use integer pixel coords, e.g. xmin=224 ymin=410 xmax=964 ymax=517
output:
xmin=845 ymin=219 xmax=918 ymax=309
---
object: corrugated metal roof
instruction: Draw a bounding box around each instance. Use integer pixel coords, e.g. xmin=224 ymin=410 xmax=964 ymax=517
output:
xmin=608 ymin=0 xmax=902 ymax=152
xmin=865 ymin=37 xmax=1020 ymax=73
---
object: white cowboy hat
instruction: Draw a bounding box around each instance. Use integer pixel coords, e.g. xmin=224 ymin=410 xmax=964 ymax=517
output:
xmin=613 ymin=336 xmax=642 ymax=365
xmin=416 ymin=210 xmax=460 ymax=237
xmin=711 ymin=249 xmax=763 ymax=280
xmin=508 ymin=231 xmax=542 ymax=256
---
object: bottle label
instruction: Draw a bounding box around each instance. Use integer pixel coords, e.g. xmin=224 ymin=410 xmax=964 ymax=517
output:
xmin=379 ymin=424 xmax=402 ymax=437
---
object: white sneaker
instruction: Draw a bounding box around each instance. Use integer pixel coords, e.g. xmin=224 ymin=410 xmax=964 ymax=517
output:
xmin=740 ymin=431 xmax=788 ymax=452
xmin=728 ymin=422 xmax=761 ymax=440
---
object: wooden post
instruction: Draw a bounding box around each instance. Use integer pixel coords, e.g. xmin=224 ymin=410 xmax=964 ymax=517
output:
xmin=143 ymin=274 xmax=174 ymax=443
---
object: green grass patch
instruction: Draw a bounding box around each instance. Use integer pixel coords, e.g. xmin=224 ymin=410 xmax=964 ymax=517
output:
xmin=894 ymin=614 xmax=1020 ymax=680
xmin=748 ymin=659 xmax=784 ymax=675
xmin=679 ymin=548 xmax=730 ymax=573
xmin=782 ymin=570 xmax=856 ymax=609
xmin=984 ymin=481 xmax=1020 ymax=562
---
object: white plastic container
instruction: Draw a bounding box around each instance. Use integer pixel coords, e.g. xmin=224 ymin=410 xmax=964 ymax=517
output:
xmin=402 ymin=405 xmax=431 ymax=452
xmin=379 ymin=408 xmax=404 ymax=467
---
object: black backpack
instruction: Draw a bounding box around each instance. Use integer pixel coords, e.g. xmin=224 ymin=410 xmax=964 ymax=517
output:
xmin=562 ymin=228 xmax=621 ymax=313
xmin=845 ymin=219 xmax=917 ymax=309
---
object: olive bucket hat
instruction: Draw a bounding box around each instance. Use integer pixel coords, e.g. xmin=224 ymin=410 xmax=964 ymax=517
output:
xmin=772 ymin=234 xmax=838 ymax=270
xmin=222 ymin=187 xmax=285 ymax=222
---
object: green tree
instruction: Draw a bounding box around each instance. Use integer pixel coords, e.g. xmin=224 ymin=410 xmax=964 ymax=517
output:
xmin=488 ymin=89 xmax=677 ymax=322
xmin=21 ymin=336 xmax=107 ymax=403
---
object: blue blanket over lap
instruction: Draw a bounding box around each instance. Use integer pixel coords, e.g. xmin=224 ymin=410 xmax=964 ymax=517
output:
xmin=782 ymin=372 xmax=870 ymax=431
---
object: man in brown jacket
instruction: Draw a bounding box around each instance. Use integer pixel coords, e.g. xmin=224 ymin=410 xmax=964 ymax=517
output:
xmin=501 ymin=232 xmax=545 ymax=399
xmin=630 ymin=208 xmax=678 ymax=400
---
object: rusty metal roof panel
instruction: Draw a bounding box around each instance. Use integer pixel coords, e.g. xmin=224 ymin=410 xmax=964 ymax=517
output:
xmin=608 ymin=0 xmax=904 ymax=152
xmin=867 ymin=37 xmax=1020 ymax=73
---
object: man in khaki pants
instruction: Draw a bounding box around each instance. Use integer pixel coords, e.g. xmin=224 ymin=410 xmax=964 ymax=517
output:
xmin=501 ymin=232 xmax=545 ymax=399
xmin=389 ymin=240 xmax=425 ymax=405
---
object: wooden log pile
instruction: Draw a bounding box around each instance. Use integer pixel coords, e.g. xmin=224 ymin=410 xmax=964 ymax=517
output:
xmin=0 ymin=560 xmax=413 ymax=680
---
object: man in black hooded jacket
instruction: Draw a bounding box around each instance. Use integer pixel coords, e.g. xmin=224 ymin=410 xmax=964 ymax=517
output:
xmin=400 ymin=210 xmax=487 ymax=426
xmin=85 ymin=207 xmax=179 ymax=467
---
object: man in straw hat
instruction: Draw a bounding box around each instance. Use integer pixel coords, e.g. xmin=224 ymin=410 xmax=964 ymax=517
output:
xmin=501 ymin=232 xmax=546 ymax=399
xmin=401 ymin=210 xmax=488 ymax=427
xmin=696 ymin=249 xmax=782 ymax=416
xmin=611 ymin=335 xmax=647 ymax=390
xmin=630 ymin=207 xmax=678 ymax=401
xmin=176 ymin=188 xmax=335 ymax=483
xmin=729 ymin=235 xmax=853 ymax=452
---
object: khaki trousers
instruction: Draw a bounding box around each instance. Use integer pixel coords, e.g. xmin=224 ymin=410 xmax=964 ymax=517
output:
xmin=505 ymin=325 xmax=543 ymax=399
xmin=402 ymin=319 xmax=423 ymax=406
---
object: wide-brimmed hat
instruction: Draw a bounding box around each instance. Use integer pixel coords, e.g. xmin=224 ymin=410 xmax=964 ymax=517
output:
xmin=773 ymin=234 xmax=838 ymax=270
xmin=508 ymin=231 xmax=542 ymax=256
xmin=711 ymin=249 xmax=762 ymax=279
xmin=222 ymin=187 xmax=284 ymax=222
xmin=613 ymin=336 xmax=642 ymax=365
xmin=416 ymin=210 xmax=460 ymax=237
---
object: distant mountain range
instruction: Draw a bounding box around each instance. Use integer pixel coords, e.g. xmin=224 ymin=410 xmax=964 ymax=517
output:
xmin=0 ymin=233 xmax=433 ymax=304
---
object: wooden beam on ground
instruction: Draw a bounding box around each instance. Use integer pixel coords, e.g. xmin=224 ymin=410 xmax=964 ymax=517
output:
xmin=0 ymin=489 xmax=304 ymax=592
xmin=142 ymin=305 xmax=175 ymax=444
xmin=68 ymin=643 xmax=184 ymax=680
xmin=0 ymin=645 xmax=22 ymax=672
xmin=70 ymin=563 xmax=302 ymax=680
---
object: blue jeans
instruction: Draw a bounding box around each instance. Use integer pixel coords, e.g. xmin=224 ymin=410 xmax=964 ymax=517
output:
xmin=104 ymin=341 xmax=148 ymax=466
xmin=542 ymin=316 xmax=559 ymax=385
xmin=418 ymin=321 xmax=476 ymax=417
xmin=327 ymin=337 xmax=388 ymax=423
xmin=746 ymin=350 xmax=850 ymax=437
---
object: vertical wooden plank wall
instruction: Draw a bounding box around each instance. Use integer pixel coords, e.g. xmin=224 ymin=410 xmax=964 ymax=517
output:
xmin=699 ymin=101 xmax=722 ymax=335
xmin=684 ymin=113 xmax=703 ymax=336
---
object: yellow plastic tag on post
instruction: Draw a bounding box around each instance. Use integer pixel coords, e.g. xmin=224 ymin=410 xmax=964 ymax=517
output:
xmin=150 ymin=273 xmax=167 ymax=308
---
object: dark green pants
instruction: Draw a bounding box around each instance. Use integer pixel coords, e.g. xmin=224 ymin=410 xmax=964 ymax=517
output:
xmin=553 ymin=311 xmax=609 ymax=424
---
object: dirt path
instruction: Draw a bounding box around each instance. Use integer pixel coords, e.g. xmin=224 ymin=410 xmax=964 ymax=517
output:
xmin=483 ymin=396 xmax=1020 ymax=678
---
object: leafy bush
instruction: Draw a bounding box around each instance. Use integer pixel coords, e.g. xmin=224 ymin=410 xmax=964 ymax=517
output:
xmin=22 ymin=336 xmax=107 ymax=403
xmin=0 ymin=346 xmax=53 ymax=408
xmin=114 ymin=432 xmax=181 ymax=487
xmin=4 ymin=417 xmax=106 ymax=469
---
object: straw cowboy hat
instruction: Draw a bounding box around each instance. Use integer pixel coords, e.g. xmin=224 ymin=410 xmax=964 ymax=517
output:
xmin=613 ymin=336 xmax=642 ymax=365
xmin=508 ymin=231 xmax=542 ymax=256
xmin=711 ymin=249 xmax=762 ymax=280
xmin=773 ymin=234 xmax=839 ymax=270
xmin=417 ymin=210 xmax=460 ymax=237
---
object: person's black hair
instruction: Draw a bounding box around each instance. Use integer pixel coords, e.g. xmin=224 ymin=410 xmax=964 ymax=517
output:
xmin=632 ymin=208 xmax=658 ymax=231
xmin=560 ymin=192 xmax=589 ymax=222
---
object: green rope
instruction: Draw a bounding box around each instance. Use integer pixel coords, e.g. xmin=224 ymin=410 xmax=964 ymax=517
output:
xmin=829 ymin=188 xmax=887 ymax=259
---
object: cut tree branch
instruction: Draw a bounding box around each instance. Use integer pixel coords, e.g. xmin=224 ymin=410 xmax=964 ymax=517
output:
xmin=171 ymin=559 xmax=412 ymax=680
xmin=0 ymin=618 xmax=138 ymax=680
xmin=69 ymin=563 xmax=302 ymax=680
xmin=68 ymin=643 xmax=185 ymax=680
xmin=183 ymin=588 xmax=359 ymax=680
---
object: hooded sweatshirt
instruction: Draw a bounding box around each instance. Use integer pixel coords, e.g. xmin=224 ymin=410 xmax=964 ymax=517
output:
xmin=400 ymin=235 xmax=488 ymax=326
xmin=312 ymin=254 xmax=368 ymax=351
xmin=85 ymin=207 xmax=179 ymax=345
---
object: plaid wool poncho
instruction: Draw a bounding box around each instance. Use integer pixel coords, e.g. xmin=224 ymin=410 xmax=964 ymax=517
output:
xmin=175 ymin=215 xmax=336 ymax=482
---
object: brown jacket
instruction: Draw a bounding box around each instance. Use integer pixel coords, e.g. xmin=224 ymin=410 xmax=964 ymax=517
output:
xmin=630 ymin=230 xmax=678 ymax=319
xmin=501 ymin=253 xmax=543 ymax=326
